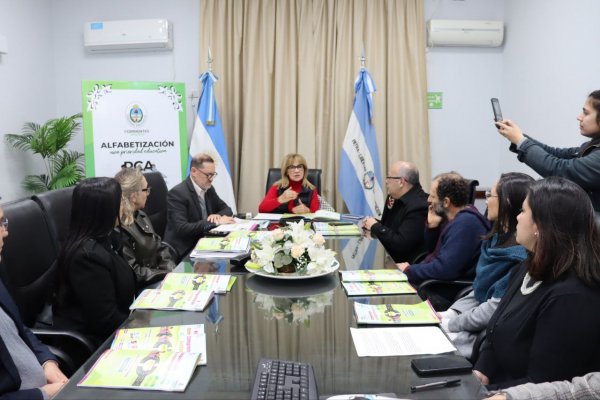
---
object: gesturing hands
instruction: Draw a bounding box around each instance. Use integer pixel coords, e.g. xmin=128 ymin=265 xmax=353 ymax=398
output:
xmin=207 ymin=214 xmax=235 ymax=224
xmin=278 ymin=188 xmax=298 ymax=204
xmin=291 ymin=200 xmax=310 ymax=214
xmin=427 ymin=205 xmax=444 ymax=229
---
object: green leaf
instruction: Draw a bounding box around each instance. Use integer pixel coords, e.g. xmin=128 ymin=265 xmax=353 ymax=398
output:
xmin=22 ymin=175 xmax=50 ymax=193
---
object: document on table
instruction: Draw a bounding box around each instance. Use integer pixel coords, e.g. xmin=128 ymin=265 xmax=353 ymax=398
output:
xmin=350 ymin=326 xmax=456 ymax=357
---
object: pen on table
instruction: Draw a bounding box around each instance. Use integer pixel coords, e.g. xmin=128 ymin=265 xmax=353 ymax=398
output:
xmin=410 ymin=378 xmax=461 ymax=392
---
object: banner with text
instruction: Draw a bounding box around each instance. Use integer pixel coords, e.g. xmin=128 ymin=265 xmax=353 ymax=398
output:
xmin=82 ymin=80 xmax=188 ymax=188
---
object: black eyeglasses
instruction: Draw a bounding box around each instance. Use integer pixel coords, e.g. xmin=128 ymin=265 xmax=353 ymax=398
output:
xmin=386 ymin=176 xmax=404 ymax=181
xmin=141 ymin=186 xmax=152 ymax=194
xmin=198 ymin=170 xmax=218 ymax=180
xmin=287 ymin=164 xmax=305 ymax=171
xmin=485 ymin=191 xmax=498 ymax=199
xmin=0 ymin=217 xmax=7 ymax=230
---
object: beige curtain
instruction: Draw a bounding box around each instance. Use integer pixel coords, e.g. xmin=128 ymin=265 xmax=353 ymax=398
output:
xmin=200 ymin=0 xmax=430 ymax=213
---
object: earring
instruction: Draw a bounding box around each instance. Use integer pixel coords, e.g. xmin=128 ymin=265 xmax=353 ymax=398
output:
xmin=534 ymin=232 xmax=539 ymax=237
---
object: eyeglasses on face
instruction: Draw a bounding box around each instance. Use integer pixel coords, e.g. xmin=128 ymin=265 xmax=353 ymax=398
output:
xmin=198 ymin=170 xmax=218 ymax=180
xmin=0 ymin=217 xmax=7 ymax=230
xmin=386 ymin=176 xmax=404 ymax=181
xmin=141 ymin=186 xmax=152 ymax=194
xmin=287 ymin=164 xmax=305 ymax=171
xmin=485 ymin=191 xmax=498 ymax=199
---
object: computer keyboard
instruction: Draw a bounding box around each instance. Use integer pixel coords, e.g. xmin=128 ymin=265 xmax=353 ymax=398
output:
xmin=251 ymin=358 xmax=319 ymax=400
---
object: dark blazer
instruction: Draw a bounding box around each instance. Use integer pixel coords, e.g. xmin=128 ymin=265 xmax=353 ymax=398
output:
xmin=0 ymin=277 xmax=55 ymax=400
xmin=53 ymin=237 xmax=136 ymax=344
xmin=369 ymin=185 xmax=428 ymax=263
xmin=163 ymin=177 xmax=233 ymax=261
xmin=475 ymin=263 xmax=600 ymax=389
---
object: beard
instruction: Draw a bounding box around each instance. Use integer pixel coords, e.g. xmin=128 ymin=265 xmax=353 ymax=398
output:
xmin=433 ymin=202 xmax=449 ymax=222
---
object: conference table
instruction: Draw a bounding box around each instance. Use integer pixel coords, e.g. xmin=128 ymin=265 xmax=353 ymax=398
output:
xmin=55 ymin=237 xmax=486 ymax=399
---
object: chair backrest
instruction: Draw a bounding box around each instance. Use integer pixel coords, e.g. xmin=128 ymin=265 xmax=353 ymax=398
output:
xmin=143 ymin=171 xmax=169 ymax=237
xmin=32 ymin=186 xmax=74 ymax=252
xmin=265 ymin=168 xmax=322 ymax=195
xmin=1 ymin=199 xmax=59 ymax=327
xmin=466 ymin=179 xmax=479 ymax=205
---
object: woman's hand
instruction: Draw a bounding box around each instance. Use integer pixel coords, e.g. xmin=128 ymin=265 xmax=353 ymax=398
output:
xmin=278 ymin=188 xmax=298 ymax=204
xmin=496 ymin=119 xmax=525 ymax=145
xmin=484 ymin=394 xmax=507 ymax=400
xmin=291 ymin=200 xmax=310 ymax=214
xmin=473 ymin=369 xmax=490 ymax=385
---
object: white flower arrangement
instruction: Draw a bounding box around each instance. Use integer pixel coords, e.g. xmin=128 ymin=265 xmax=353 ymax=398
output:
xmin=253 ymin=292 xmax=334 ymax=326
xmin=250 ymin=221 xmax=336 ymax=275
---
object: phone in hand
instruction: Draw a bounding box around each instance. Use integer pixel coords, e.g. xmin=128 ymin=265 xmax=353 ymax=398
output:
xmin=491 ymin=98 xmax=503 ymax=127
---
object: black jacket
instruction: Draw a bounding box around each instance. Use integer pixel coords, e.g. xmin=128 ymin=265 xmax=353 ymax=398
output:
xmin=370 ymin=185 xmax=428 ymax=263
xmin=163 ymin=177 xmax=233 ymax=261
xmin=116 ymin=210 xmax=176 ymax=288
xmin=53 ymin=237 xmax=136 ymax=343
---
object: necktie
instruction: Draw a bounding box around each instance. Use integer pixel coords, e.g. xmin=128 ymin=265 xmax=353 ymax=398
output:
xmin=199 ymin=191 xmax=207 ymax=220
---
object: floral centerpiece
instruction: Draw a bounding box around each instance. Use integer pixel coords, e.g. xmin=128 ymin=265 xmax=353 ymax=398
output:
xmin=247 ymin=221 xmax=337 ymax=276
xmin=253 ymin=292 xmax=334 ymax=326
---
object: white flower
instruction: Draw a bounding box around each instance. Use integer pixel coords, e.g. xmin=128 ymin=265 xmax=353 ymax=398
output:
xmin=291 ymin=245 xmax=304 ymax=259
xmin=312 ymin=233 xmax=325 ymax=246
xmin=272 ymin=229 xmax=284 ymax=241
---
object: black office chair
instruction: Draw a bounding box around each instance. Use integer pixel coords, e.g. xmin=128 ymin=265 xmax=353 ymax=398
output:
xmin=32 ymin=186 xmax=74 ymax=252
xmin=0 ymin=199 xmax=95 ymax=376
xmin=265 ymin=168 xmax=322 ymax=196
xmin=143 ymin=171 xmax=169 ymax=237
xmin=466 ymin=179 xmax=479 ymax=205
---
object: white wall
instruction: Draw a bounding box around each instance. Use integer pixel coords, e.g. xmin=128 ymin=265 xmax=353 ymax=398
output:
xmin=425 ymin=0 xmax=505 ymax=188
xmin=0 ymin=0 xmax=199 ymax=201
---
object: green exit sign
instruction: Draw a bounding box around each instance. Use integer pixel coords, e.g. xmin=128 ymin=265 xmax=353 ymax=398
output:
xmin=427 ymin=92 xmax=443 ymax=109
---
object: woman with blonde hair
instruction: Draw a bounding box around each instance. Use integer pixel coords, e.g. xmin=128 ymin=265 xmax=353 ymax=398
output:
xmin=259 ymin=153 xmax=320 ymax=214
xmin=115 ymin=167 xmax=175 ymax=287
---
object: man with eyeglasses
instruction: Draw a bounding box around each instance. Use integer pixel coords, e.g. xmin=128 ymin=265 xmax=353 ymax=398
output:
xmin=361 ymin=161 xmax=428 ymax=263
xmin=164 ymin=153 xmax=235 ymax=262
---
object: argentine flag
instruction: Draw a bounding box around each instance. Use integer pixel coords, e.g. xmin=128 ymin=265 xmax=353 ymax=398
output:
xmin=339 ymin=68 xmax=384 ymax=218
xmin=188 ymin=71 xmax=237 ymax=213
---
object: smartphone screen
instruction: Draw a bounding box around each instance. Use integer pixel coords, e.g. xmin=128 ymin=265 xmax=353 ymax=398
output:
xmin=491 ymin=98 xmax=503 ymax=122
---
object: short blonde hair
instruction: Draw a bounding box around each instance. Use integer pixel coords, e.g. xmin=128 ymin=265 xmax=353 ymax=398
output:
xmin=114 ymin=167 xmax=145 ymax=226
xmin=276 ymin=153 xmax=315 ymax=189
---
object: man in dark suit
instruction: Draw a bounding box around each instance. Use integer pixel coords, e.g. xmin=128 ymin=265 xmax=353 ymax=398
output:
xmin=362 ymin=161 xmax=428 ymax=263
xmin=164 ymin=153 xmax=235 ymax=261
xmin=0 ymin=206 xmax=68 ymax=399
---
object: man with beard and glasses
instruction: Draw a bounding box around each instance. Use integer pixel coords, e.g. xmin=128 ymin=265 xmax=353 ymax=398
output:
xmin=397 ymin=172 xmax=490 ymax=309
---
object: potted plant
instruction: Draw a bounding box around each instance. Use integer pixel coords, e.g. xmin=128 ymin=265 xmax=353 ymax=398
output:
xmin=5 ymin=113 xmax=85 ymax=193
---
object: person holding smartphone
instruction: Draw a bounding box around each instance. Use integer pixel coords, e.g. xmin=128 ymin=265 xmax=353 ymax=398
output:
xmin=495 ymin=90 xmax=600 ymax=212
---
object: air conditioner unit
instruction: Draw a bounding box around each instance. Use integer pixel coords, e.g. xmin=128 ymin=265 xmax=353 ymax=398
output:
xmin=83 ymin=19 xmax=173 ymax=53
xmin=427 ymin=19 xmax=504 ymax=47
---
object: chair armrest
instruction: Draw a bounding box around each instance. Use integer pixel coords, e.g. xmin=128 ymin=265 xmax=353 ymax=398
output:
xmin=31 ymin=328 xmax=97 ymax=354
xmin=417 ymin=279 xmax=473 ymax=291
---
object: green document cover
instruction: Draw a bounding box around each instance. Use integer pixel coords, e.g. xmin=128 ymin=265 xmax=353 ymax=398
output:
xmin=342 ymin=281 xmax=416 ymax=296
xmin=129 ymin=289 xmax=214 ymax=311
xmin=353 ymin=301 xmax=440 ymax=325
xmin=340 ymin=269 xmax=408 ymax=282
xmin=159 ymin=273 xmax=234 ymax=293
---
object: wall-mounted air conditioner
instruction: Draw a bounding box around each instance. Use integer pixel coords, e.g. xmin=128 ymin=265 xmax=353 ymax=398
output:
xmin=427 ymin=20 xmax=504 ymax=47
xmin=83 ymin=19 xmax=173 ymax=53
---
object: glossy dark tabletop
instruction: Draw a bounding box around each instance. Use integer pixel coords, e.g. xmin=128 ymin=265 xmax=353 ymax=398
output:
xmin=55 ymin=238 xmax=486 ymax=400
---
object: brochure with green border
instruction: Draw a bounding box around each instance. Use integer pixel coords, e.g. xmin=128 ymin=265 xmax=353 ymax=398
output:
xmin=342 ymin=281 xmax=416 ymax=296
xmin=130 ymin=289 xmax=214 ymax=311
xmin=313 ymin=222 xmax=361 ymax=236
xmin=159 ymin=273 xmax=235 ymax=293
xmin=340 ymin=269 xmax=408 ymax=282
xmin=353 ymin=301 xmax=440 ymax=325
xmin=78 ymin=349 xmax=200 ymax=392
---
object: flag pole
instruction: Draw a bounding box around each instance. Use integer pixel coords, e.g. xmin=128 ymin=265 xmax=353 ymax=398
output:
xmin=207 ymin=47 xmax=213 ymax=72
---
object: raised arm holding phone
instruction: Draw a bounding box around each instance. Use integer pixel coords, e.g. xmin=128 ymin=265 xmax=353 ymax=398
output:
xmin=493 ymin=91 xmax=600 ymax=211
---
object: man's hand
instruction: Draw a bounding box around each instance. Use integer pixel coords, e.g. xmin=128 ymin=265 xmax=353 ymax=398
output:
xmin=207 ymin=214 xmax=235 ymax=224
xmin=362 ymin=216 xmax=378 ymax=230
xmin=278 ymin=188 xmax=298 ymax=204
xmin=43 ymin=361 xmax=68 ymax=384
xmin=396 ymin=262 xmax=410 ymax=272
xmin=496 ymin=119 xmax=524 ymax=145
xmin=291 ymin=200 xmax=310 ymax=214
xmin=427 ymin=205 xmax=444 ymax=229
xmin=42 ymin=382 xmax=66 ymax=398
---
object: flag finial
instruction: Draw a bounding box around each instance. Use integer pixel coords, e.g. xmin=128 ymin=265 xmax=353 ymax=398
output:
xmin=360 ymin=46 xmax=366 ymax=70
xmin=207 ymin=47 xmax=213 ymax=71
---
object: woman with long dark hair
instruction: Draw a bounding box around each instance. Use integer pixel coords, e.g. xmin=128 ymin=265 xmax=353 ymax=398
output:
xmin=53 ymin=177 xmax=136 ymax=344
xmin=497 ymin=90 xmax=600 ymax=211
xmin=440 ymin=172 xmax=534 ymax=358
xmin=473 ymin=177 xmax=600 ymax=389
